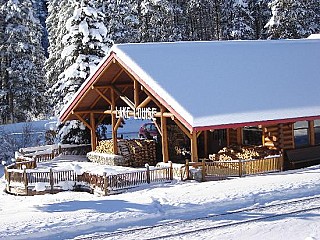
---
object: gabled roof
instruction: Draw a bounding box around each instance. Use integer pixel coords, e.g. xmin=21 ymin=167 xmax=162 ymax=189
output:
xmin=60 ymin=39 xmax=320 ymax=131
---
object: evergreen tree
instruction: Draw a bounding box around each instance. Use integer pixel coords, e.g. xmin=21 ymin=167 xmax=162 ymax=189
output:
xmin=266 ymin=0 xmax=320 ymax=39
xmin=47 ymin=0 xmax=112 ymax=144
xmin=0 ymin=0 xmax=47 ymax=124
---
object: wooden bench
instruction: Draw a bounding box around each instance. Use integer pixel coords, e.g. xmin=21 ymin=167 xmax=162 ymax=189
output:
xmin=285 ymin=145 xmax=320 ymax=169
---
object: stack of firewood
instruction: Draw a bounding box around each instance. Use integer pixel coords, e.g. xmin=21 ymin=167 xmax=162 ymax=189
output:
xmin=209 ymin=145 xmax=279 ymax=161
xmin=93 ymin=139 xmax=157 ymax=167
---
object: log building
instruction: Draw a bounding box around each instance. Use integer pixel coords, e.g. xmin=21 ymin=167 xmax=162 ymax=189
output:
xmin=59 ymin=39 xmax=320 ymax=168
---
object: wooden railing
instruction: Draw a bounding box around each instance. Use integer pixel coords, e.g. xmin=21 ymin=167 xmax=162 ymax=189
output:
xmin=19 ymin=144 xmax=92 ymax=163
xmin=4 ymin=162 xmax=173 ymax=196
xmin=203 ymin=156 xmax=284 ymax=179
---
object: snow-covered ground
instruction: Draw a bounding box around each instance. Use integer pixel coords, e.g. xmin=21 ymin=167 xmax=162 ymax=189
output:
xmin=1 ymin=156 xmax=320 ymax=240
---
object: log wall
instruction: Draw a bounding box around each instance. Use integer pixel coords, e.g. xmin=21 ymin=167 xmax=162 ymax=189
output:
xmin=263 ymin=123 xmax=294 ymax=150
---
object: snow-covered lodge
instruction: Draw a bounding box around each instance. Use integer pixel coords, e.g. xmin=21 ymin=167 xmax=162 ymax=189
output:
xmin=60 ymin=39 xmax=320 ymax=169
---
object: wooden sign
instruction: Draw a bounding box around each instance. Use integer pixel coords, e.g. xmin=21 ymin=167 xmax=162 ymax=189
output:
xmin=116 ymin=107 xmax=157 ymax=120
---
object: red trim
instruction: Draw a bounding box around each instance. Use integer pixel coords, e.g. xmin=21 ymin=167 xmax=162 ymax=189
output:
xmin=60 ymin=52 xmax=117 ymax=122
xmin=194 ymin=115 xmax=320 ymax=131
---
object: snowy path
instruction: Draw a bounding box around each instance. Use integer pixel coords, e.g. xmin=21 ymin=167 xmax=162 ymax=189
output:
xmin=1 ymin=164 xmax=320 ymax=240
xmin=74 ymin=195 xmax=320 ymax=240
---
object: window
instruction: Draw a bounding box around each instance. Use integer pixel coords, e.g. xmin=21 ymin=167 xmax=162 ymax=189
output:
xmin=242 ymin=127 xmax=262 ymax=145
xmin=314 ymin=120 xmax=320 ymax=145
xmin=294 ymin=121 xmax=309 ymax=148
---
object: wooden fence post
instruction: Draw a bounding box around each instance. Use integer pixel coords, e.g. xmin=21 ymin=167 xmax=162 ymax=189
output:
xmin=5 ymin=167 xmax=10 ymax=192
xmin=185 ymin=159 xmax=190 ymax=180
xmin=23 ymin=167 xmax=28 ymax=195
xmin=49 ymin=168 xmax=54 ymax=194
xmin=145 ymin=164 xmax=150 ymax=184
xmin=103 ymin=172 xmax=108 ymax=196
xmin=201 ymin=159 xmax=206 ymax=182
xmin=169 ymin=161 xmax=173 ymax=180
xmin=239 ymin=160 xmax=243 ymax=177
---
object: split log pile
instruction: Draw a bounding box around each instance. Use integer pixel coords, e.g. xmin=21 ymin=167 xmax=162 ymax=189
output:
xmin=209 ymin=145 xmax=280 ymax=161
xmin=88 ymin=139 xmax=157 ymax=167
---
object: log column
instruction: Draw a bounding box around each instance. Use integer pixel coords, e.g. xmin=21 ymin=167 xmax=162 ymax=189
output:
xmin=161 ymin=107 xmax=169 ymax=163
xmin=90 ymin=112 xmax=97 ymax=151
xmin=191 ymin=131 xmax=198 ymax=162
xmin=111 ymin=89 xmax=118 ymax=154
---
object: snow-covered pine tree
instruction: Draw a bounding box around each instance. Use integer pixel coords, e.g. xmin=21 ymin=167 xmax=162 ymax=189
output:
xmin=102 ymin=0 xmax=140 ymax=44
xmin=266 ymin=0 xmax=320 ymax=39
xmin=45 ymin=0 xmax=74 ymax=92
xmin=0 ymin=1 xmax=9 ymax=124
xmin=47 ymin=0 xmax=113 ymax=144
xmin=0 ymin=0 xmax=47 ymax=124
xmin=228 ymin=0 xmax=255 ymax=40
xmin=135 ymin=0 xmax=182 ymax=42
xmin=247 ymin=0 xmax=271 ymax=39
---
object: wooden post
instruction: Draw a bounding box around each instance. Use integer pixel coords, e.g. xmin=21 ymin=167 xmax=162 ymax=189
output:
xmin=191 ymin=131 xmax=198 ymax=162
xmin=5 ymin=167 xmax=10 ymax=193
xmin=111 ymin=89 xmax=118 ymax=154
xmin=134 ymin=80 xmax=139 ymax=108
xmin=169 ymin=161 xmax=173 ymax=180
xmin=239 ymin=160 xmax=243 ymax=177
xmin=145 ymin=164 xmax=151 ymax=184
xmin=90 ymin=112 xmax=97 ymax=151
xmin=309 ymin=120 xmax=315 ymax=146
xmin=237 ymin=128 xmax=242 ymax=145
xmin=185 ymin=159 xmax=189 ymax=180
xmin=202 ymin=159 xmax=206 ymax=182
xmin=49 ymin=168 xmax=54 ymax=194
xmin=23 ymin=167 xmax=28 ymax=195
xmin=204 ymin=131 xmax=208 ymax=158
xmin=161 ymin=108 xmax=169 ymax=163
xmin=103 ymin=172 xmax=108 ymax=196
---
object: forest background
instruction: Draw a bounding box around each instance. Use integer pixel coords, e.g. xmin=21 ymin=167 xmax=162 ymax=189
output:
xmin=0 ymin=0 xmax=319 ymax=147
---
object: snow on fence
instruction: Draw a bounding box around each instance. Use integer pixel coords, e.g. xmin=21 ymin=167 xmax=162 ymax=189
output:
xmin=18 ymin=144 xmax=92 ymax=162
xmin=4 ymin=161 xmax=173 ymax=196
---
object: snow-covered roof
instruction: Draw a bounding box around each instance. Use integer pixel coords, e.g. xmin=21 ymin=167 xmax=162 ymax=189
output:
xmin=60 ymin=39 xmax=320 ymax=131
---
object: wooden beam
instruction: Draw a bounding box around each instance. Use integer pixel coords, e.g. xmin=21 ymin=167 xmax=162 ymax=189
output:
xmin=90 ymin=112 xmax=97 ymax=151
xmin=111 ymin=69 xmax=124 ymax=84
xmin=74 ymin=113 xmax=92 ymax=131
xmin=111 ymin=89 xmax=118 ymax=154
xmin=90 ymin=88 xmax=108 ymax=109
xmin=94 ymin=88 xmax=112 ymax=105
xmin=191 ymin=131 xmax=199 ymax=162
xmin=161 ymin=108 xmax=169 ymax=163
xmin=111 ymin=84 xmax=135 ymax=110
xmin=137 ymin=96 xmax=152 ymax=109
xmin=153 ymin=119 xmax=162 ymax=137
xmin=197 ymin=131 xmax=202 ymax=138
xmin=113 ymin=117 xmax=123 ymax=132
xmin=173 ymin=118 xmax=192 ymax=139
xmin=134 ymin=80 xmax=139 ymax=108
